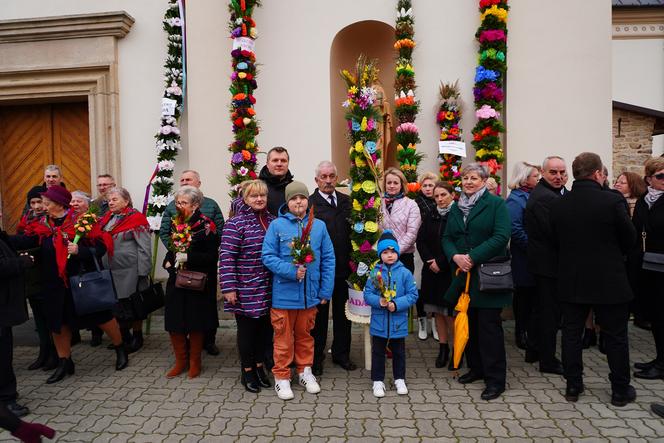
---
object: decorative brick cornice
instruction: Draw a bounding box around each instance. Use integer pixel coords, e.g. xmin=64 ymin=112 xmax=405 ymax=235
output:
xmin=0 ymin=11 xmax=134 ymax=44
xmin=613 ymin=7 xmax=664 ymax=38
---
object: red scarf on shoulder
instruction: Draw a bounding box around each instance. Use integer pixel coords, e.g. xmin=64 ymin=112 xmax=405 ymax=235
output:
xmin=95 ymin=207 xmax=150 ymax=258
xmin=25 ymin=211 xmax=77 ymax=283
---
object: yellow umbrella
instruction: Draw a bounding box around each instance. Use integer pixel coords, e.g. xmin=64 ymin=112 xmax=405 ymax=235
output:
xmin=452 ymin=270 xmax=471 ymax=372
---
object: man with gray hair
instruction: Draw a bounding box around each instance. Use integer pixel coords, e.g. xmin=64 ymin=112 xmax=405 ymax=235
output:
xmin=159 ymin=169 xmax=225 ymax=355
xmin=91 ymin=174 xmax=116 ymax=217
xmin=524 ymin=155 xmax=567 ymax=376
xmin=309 ymin=161 xmax=356 ymax=375
xmin=23 ymin=165 xmax=65 ymax=214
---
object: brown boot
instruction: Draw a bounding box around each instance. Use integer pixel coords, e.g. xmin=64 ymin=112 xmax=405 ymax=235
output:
xmin=166 ymin=333 xmax=187 ymax=378
xmin=188 ymin=331 xmax=204 ymax=379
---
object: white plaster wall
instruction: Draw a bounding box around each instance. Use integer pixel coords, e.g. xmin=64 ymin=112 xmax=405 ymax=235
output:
xmin=4 ymin=0 xmax=166 ymax=208
xmin=613 ymin=38 xmax=664 ymax=157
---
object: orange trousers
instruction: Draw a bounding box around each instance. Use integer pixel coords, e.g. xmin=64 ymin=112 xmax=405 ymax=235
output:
xmin=270 ymin=307 xmax=317 ymax=380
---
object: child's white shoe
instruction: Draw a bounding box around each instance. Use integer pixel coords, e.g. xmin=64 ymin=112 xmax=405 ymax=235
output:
xmin=298 ymin=367 xmax=321 ymax=394
xmin=275 ymin=378 xmax=294 ymax=400
xmin=394 ymin=379 xmax=408 ymax=395
xmin=373 ymin=381 xmax=386 ymax=398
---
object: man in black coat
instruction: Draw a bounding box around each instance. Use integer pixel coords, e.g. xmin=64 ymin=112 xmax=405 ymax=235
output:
xmin=550 ymin=152 xmax=637 ymax=407
xmin=258 ymin=147 xmax=294 ymax=216
xmin=309 ymin=161 xmax=357 ymax=375
xmin=524 ymin=155 xmax=567 ymax=375
xmin=0 ymin=229 xmax=34 ymax=418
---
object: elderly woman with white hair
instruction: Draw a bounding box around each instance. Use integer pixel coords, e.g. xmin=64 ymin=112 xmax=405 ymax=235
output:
xmin=97 ymin=187 xmax=152 ymax=353
xmin=163 ymin=186 xmax=220 ymax=379
xmin=505 ymin=162 xmax=541 ymax=351
xmin=443 ymin=162 xmax=512 ymax=401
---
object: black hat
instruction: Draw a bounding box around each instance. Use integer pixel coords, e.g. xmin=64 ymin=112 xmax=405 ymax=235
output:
xmin=27 ymin=186 xmax=44 ymax=205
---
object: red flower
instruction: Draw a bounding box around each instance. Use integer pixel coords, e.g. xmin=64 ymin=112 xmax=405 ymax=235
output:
xmin=248 ymin=170 xmax=257 ymax=179
xmin=304 ymin=254 xmax=314 ymax=263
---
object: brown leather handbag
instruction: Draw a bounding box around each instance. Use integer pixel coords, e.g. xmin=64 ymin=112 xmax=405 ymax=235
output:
xmin=175 ymin=269 xmax=207 ymax=292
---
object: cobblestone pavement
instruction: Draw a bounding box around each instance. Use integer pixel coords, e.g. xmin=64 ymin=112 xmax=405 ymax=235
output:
xmin=2 ymin=317 xmax=664 ymax=442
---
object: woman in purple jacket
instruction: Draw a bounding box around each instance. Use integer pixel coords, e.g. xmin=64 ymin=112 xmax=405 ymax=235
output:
xmin=219 ymin=180 xmax=275 ymax=393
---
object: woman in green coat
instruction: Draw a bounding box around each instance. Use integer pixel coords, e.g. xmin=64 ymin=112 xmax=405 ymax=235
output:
xmin=443 ymin=163 xmax=511 ymax=401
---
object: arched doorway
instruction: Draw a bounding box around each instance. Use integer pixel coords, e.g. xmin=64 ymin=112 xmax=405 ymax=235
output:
xmin=329 ymin=20 xmax=396 ymax=182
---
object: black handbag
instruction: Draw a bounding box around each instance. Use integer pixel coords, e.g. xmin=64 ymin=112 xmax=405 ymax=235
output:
xmin=478 ymin=256 xmax=514 ymax=293
xmin=70 ymin=258 xmax=117 ymax=315
xmin=130 ymin=279 xmax=165 ymax=319
xmin=642 ymin=252 xmax=664 ymax=273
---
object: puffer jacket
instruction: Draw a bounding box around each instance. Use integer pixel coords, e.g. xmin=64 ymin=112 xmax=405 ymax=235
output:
xmin=262 ymin=204 xmax=335 ymax=309
xmin=380 ymin=197 xmax=421 ymax=254
xmin=363 ymin=260 xmax=418 ymax=339
xmin=219 ymin=198 xmax=275 ymax=318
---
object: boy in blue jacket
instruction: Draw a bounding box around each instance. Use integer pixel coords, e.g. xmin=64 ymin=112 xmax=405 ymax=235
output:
xmin=262 ymin=181 xmax=335 ymax=400
xmin=364 ymin=230 xmax=419 ymax=398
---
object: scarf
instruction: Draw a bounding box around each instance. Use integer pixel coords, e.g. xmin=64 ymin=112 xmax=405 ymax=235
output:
xmin=96 ymin=207 xmax=150 ymax=258
xmin=457 ymin=187 xmax=486 ymax=222
xmin=25 ymin=211 xmax=76 ymax=284
xmin=384 ymin=192 xmax=404 ymax=214
xmin=518 ymin=185 xmax=533 ymax=193
xmin=437 ymin=203 xmax=453 ymax=217
xmin=645 ymin=186 xmax=664 ymax=209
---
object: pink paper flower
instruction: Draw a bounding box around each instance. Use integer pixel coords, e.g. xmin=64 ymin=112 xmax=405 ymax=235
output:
xmin=396 ymin=122 xmax=419 ymax=133
xmin=479 ymin=29 xmax=506 ymax=43
xmin=476 ymin=105 xmax=500 ymax=119
xmin=359 ymin=241 xmax=373 ymax=253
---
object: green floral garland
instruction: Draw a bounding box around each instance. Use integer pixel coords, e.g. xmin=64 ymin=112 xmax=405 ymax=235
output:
xmin=394 ymin=0 xmax=422 ymax=197
xmin=228 ymin=0 xmax=260 ymax=198
xmin=437 ymin=81 xmax=463 ymax=193
xmin=341 ymin=56 xmax=383 ymax=291
xmin=472 ymin=0 xmax=508 ymax=185
xmin=145 ymin=0 xmax=185 ymax=231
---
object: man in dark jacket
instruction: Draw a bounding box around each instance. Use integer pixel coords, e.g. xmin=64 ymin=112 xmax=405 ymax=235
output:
xmin=91 ymin=174 xmax=116 ymax=217
xmin=309 ymin=161 xmax=357 ymax=375
xmin=259 ymin=147 xmax=294 ymax=216
xmin=550 ymin=152 xmax=637 ymax=407
xmin=524 ymin=155 xmax=567 ymax=375
xmin=0 ymin=229 xmax=34 ymax=418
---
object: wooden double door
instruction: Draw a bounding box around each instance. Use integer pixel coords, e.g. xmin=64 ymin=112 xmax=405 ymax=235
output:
xmin=0 ymin=101 xmax=91 ymax=233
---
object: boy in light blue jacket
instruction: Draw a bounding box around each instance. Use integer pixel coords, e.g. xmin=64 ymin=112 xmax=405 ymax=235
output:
xmin=262 ymin=181 xmax=335 ymax=400
xmin=364 ymin=230 xmax=418 ymax=398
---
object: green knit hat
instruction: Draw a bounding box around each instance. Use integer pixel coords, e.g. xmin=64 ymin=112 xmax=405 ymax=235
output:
xmin=285 ymin=181 xmax=309 ymax=203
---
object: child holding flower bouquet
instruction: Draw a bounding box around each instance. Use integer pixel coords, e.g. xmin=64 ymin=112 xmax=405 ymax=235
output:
xmin=262 ymin=181 xmax=335 ymax=400
xmin=364 ymin=230 xmax=419 ymax=398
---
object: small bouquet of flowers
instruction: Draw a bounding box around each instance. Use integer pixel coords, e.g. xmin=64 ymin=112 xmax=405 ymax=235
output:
xmin=170 ymin=217 xmax=192 ymax=269
xmin=68 ymin=210 xmax=98 ymax=258
xmin=290 ymin=206 xmax=315 ymax=266
xmin=370 ymin=265 xmax=396 ymax=303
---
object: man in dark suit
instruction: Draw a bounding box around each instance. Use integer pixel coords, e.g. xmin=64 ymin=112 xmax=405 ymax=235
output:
xmin=309 ymin=161 xmax=356 ymax=375
xmin=550 ymin=152 xmax=637 ymax=407
xmin=524 ymin=156 xmax=567 ymax=375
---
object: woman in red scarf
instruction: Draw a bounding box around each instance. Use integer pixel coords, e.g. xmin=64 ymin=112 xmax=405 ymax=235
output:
xmin=11 ymin=186 xmax=128 ymax=384
xmin=97 ymin=187 xmax=152 ymax=353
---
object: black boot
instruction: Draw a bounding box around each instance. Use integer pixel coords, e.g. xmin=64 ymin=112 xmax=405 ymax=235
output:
xmin=42 ymin=345 xmax=59 ymax=371
xmin=110 ymin=327 xmax=133 ymax=349
xmin=436 ymin=343 xmax=450 ymax=368
xmin=582 ymin=328 xmax=596 ymax=349
xmin=255 ymin=365 xmax=272 ymax=388
xmin=598 ymin=331 xmax=606 ymax=354
xmin=46 ymin=357 xmax=75 ymax=384
xmin=27 ymin=344 xmax=50 ymax=370
xmin=241 ymin=369 xmax=261 ymax=393
xmin=114 ymin=344 xmax=129 ymax=370
xmin=127 ymin=330 xmax=143 ymax=354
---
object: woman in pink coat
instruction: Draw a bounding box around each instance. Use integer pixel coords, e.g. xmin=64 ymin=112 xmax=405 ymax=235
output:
xmin=380 ymin=167 xmax=422 ymax=276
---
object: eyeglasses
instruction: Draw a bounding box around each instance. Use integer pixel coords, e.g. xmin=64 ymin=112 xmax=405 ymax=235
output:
xmin=652 ymin=173 xmax=664 ymax=180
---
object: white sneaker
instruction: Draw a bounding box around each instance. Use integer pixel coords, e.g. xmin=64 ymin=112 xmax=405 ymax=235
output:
xmin=373 ymin=381 xmax=386 ymax=398
xmin=275 ymin=378 xmax=294 ymax=400
xmin=431 ymin=317 xmax=439 ymax=341
xmin=418 ymin=317 xmax=428 ymax=340
xmin=394 ymin=379 xmax=408 ymax=395
xmin=298 ymin=367 xmax=321 ymax=394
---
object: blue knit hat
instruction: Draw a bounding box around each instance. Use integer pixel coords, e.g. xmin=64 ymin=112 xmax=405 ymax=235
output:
xmin=377 ymin=230 xmax=400 ymax=258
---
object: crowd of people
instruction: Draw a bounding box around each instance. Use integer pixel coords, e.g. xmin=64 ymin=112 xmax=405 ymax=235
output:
xmin=1 ymin=148 xmax=664 ymax=441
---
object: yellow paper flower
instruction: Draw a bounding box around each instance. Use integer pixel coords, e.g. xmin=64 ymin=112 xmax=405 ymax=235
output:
xmin=348 ymin=86 xmax=358 ymax=94
xmin=353 ymin=199 xmax=362 ymax=211
xmin=374 ymin=197 xmax=381 ymax=208
xmin=351 ymin=240 xmax=359 ymax=251
xmin=354 ymin=141 xmax=364 ymax=153
xmin=440 ymin=133 xmax=448 ymax=140
xmin=238 ymin=72 xmax=247 ymax=79
xmin=352 ymin=182 xmax=362 ymax=192
xmin=364 ymin=221 xmax=378 ymax=233
xmin=353 ymin=283 xmax=361 ymax=291
xmin=481 ymin=5 xmax=508 ymax=23
xmin=360 ymin=117 xmax=368 ymax=131
xmin=361 ymin=180 xmax=376 ymax=194
xmin=355 ymin=157 xmax=366 ymax=168
xmin=396 ymin=144 xmax=404 ymax=151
